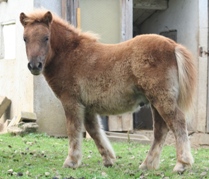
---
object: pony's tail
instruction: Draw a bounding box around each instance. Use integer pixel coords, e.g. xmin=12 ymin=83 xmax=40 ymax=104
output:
xmin=175 ymin=44 xmax=197 ymax=116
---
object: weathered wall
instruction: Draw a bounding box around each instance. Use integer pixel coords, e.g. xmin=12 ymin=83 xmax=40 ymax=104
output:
xmin=0 ymin=0 xmax=34 ymax=121
xmin=140 ymin=0 xmax=199 ymax=57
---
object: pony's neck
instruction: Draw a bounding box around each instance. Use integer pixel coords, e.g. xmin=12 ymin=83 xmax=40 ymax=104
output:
xmin=44 ymin=16 xmax=99 ymax=79
xmin=50 ymin=20 xmax=80 ymax=54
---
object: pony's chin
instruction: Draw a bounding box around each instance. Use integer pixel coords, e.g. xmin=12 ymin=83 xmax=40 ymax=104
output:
xmin=30 ymin=70 xmax=42 ymax=76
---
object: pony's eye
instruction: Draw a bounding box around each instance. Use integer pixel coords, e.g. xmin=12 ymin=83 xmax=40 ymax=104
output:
xmin=43 ymin=36 xmax=49 ymax=42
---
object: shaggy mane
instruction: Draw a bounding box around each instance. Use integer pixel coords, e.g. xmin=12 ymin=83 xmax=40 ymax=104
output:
xmin=24 ymin=9 xmax=99 ymax=41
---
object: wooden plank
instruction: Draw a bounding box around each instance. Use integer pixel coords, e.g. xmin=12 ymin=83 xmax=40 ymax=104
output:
xmin=0 ymin=123 xmax=3 ymax=132
xmin=108 ymin=115 xmax=123 ymax=131
xmin=133 ymin=0 xmax=167 ymax=10
xmin=106 ymin=131 xmax=150 ymax=140
xmin=203 ymin=0 xmax=209 ymax=132
xmin=0 ymin=96 xmax=11 ymax=118
xmin=7 ymin=112 xmax=37 ymax=127
xmin=107 ymin=136 xmax=150 ymax=144
xmin=106 ymin=131 xmax=150 ymax=144
xmin=108 ymin=113 xmax=133 ymax=131
xmin=20 ymin=112 xmax=37 ymax=122
xmin=0 ymin=120 xmax=10 ymax=134
xmin=7 ymin=115 xmax=21 ymax=127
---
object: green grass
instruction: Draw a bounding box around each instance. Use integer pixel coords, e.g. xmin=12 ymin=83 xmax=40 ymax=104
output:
xmin=0 ymin=133 xmax=209 ymax=179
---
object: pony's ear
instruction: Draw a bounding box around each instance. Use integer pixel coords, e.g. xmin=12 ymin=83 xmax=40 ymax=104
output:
xmin=20 ymin=12 xmax=28 ymax=26
xmin=42 ymin=11 xmax=52 ymax=26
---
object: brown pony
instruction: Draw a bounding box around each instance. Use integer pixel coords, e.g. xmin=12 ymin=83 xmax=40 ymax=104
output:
xmin=20 ymin=10 xmax=197 ymax=172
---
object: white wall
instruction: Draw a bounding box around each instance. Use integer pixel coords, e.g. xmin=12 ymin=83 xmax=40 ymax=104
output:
xmin=0 ymin=0 xmax=67 ymax=136
xmin=0 ymin=0 xmax=34 ymax=121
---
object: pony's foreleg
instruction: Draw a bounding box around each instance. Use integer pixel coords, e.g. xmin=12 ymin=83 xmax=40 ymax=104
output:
xmin=84 ymin=113 xmax=116 ymax=167
xmin=139 ymin=106 xmax=169 ymax=170
xmin=62 ymin=104 xmax=84 ymax=168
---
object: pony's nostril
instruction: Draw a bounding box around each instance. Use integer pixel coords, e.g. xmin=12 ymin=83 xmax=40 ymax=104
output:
xmin=28 ymin=62 xmax=33 ymax=70
xmin=38 ymin=62 xmax=42 ymax=69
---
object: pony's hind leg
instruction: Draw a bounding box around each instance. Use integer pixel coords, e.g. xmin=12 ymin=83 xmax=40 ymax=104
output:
xmin=139 ymin=105 xmax=169 ymax=170
xmin=154 ymin=101 xmax=194 ymax=172
xmin=84 ymin=112 xmax=116 ymax=167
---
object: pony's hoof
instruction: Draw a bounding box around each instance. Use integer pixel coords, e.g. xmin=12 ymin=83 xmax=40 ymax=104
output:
xmin=63 ymin=161 xmax=79 ymax=168
xmin=139 ymin=163 xmax=148 ymax=170
xmin=173 ymin=162 xmax=189 ymax=173
xmin=104 ymin=163 xmax=113 ymax=167
xmin=139 ymin=161 xmax=159 ymax=170
xmin=63 ymin=156 xmax=80 ymax=169
xmin=103 ymin=159 xmax=114 ymax=167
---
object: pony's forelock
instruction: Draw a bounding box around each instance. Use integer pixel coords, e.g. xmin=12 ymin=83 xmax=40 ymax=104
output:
xmin=23 ymin=9 xmax=50 ymax=24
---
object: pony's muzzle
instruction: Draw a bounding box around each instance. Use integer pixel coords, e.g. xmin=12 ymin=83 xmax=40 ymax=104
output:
xmin=28 ymin=61 xmax=43 ymax=75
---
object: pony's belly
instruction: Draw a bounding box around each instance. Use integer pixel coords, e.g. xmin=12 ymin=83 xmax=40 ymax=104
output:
xmin=80 ymin=81 xmax=149 ymax=115
xmin=89 ymin=93 xmax=149 ymax=115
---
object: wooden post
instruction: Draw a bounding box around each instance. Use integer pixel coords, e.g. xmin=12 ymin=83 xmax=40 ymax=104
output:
xmin=76 ymin=7 xmax=81 ymax=29
xmin=197 ymin=0 xmax=209 ymax=132
xmin=65 ymin=0 xmax=80 ymax=26
xmin=61 ymin=0 xmax=67 ymax=20
xmin=108 ymin=0 xmax=133 ymax=132
xmin=120 ymin=0 xmax=133 ymax=42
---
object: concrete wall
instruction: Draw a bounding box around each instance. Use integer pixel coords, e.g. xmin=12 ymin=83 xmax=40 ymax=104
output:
xmin=0 ymin=0 xmax=34 ymax=122
xmin=139 ymin=0 xmax=199 ymax=57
